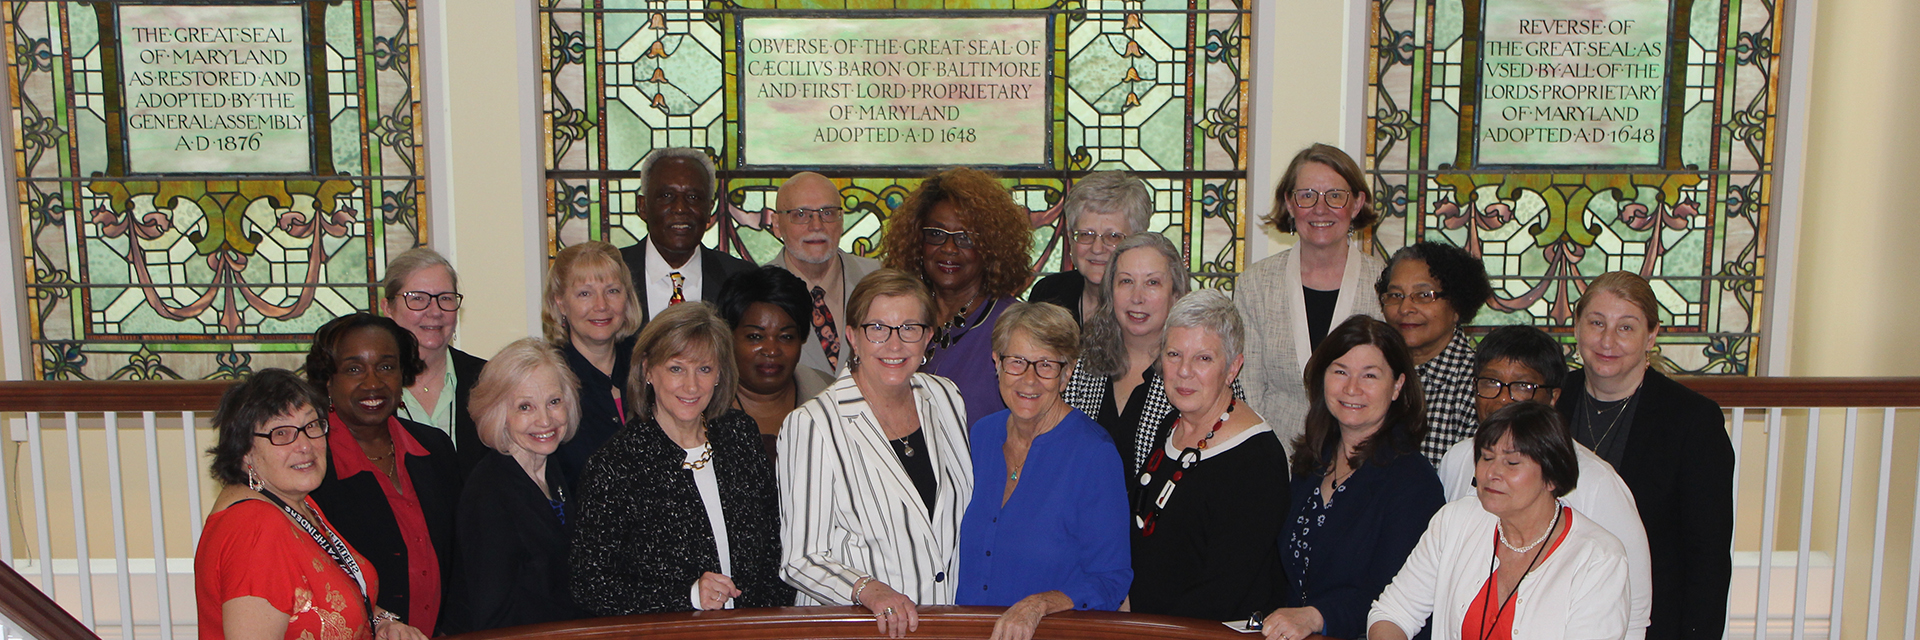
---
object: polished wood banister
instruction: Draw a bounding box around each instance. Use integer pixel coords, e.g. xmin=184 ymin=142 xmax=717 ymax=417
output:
xmin=1675 ymin=376 xmax=1920 ymax=408
xmin=449 ymin=607 xmax=1329 ymax=640
xmin=0 ymin=380 xmax=233 ymax=412
xmin=0 ymin=559 xmax=99 ymax=640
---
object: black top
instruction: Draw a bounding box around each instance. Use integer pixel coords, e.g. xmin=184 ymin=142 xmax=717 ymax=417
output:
xmin=308 ymin=417 xmax=461 ymax=634
xmin=1557 ymin=368 xmax=1733 ymax=640
xmin=1129 ymin=428 xmax=1289 ymax=621
xmin=1280 ymin=445 xmax=1444 ymax=639
xmin=889 ymin=429 xmax=937 ymax=516
xmin=1027 ymin=270 xmax=1087 ymax=324
xmin=553 ymin=335 xmax=637 ymax=490
xmin=446 ymin=451 xmax=582 ymax=634
xmin=1572 ymin=389 xmax=1638 ymax=467
xmin=449 ymin=347 xmax=489 ymax=478
xmin=569 ymin=409 xmax=795 ymax=615
xmin=1303 ymin=287 xmax=1340 ymax=348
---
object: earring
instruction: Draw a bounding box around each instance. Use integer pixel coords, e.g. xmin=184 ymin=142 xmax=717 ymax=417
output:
xmin=246 ymin=463 xmax=263 ymax=492
xmin=847 ymin=354 xmax=861 ymax=369
xmin=920 ymin=355 xmax=930 ymax=366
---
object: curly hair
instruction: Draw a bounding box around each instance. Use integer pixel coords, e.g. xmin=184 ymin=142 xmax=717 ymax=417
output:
xmin=1375 ymin=241 xmax=1493 ymax=324
xmin=305 ymin=313 xmax=426 ymax=392
xmin=1264 ymin=143 xmax=1378 ymax=234
xmin=1291 ymin=315 xmax=1426 ymax=477
xmin=878 ymin=167 xmax=1034 ymax=299
xmin=206 ymin=369 xmax=328 ymax=486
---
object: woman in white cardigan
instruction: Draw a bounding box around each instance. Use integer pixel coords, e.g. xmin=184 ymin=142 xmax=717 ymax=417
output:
xmin=1234 ymin=144 xmax=1386 ymax=451
xmin=1367 ymin=403 xmax=1630 ymax=640
xmin=777 ymin=269 xmax=973 ymax=639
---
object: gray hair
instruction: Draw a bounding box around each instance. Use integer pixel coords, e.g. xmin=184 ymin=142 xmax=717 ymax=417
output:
xmin=1080 ymin=233 xmax=1190 ymax=377
xmin=1063 ymin=172 xmax=1151 ymax=234
xmin=1160 ymin=289 xmax=1244 ymax=362
xmin=638 ymin=147 xmax=719 ymax=211
xmin=383 ymin=247 xmax=457 ymax=301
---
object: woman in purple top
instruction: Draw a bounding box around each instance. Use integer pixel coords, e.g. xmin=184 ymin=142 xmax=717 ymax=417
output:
xmin=879 ymin=167 xmax=1035 ymax=423
xmin=960 ymin=302 xmax=1131 ymax=640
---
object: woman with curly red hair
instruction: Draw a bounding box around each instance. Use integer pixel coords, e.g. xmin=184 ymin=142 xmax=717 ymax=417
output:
xmin=878 ymin=167 xmax=1035 ymax=423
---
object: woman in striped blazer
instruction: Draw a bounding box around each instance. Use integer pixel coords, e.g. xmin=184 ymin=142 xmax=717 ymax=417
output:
xmin=777 ymin=269 xmax=974 ymax=639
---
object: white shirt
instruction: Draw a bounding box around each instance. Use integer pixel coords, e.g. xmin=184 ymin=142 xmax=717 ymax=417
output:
xmin=1368 ymin=498 xmax=1631 ymax=640
xmin=643 ymin=240 xmax=704 ymax=319
xmin=1436 ymin=439 xmax=1651 ymax=640
xmin=685 ymin=444 xmax=734 ymax=609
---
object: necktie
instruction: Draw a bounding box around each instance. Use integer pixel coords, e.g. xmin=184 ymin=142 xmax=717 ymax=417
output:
xmin=811 ymin=286 xmax=840 ymax=370
xmin=669 ymin=272 xmax=686 ymax=306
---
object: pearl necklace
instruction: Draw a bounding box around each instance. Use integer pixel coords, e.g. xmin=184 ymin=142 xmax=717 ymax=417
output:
xmin=1497 ymin=503 xmax=1563 ymax=554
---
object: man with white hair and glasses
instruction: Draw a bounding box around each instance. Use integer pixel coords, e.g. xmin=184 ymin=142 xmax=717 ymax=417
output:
xmin=765 ymin=171 xmax=880 ymax=377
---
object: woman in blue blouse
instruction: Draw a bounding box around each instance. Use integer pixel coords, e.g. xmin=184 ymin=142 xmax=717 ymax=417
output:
xmin=1262 ymin=315 xmax=1445 ymax=640
xmin=960 ymin=302 xmax=1131 ymax=640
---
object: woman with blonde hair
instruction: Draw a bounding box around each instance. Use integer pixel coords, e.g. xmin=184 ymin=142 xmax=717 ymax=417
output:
xmin=542 ymin=241 xmax=645 ymax=488
xmin=570 ymin=302 xmax=794 ymax=614
xmin=447 ymin=338 xmax=585 ymax=633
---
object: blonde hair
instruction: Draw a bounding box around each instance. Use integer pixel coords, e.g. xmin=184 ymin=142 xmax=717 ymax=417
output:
xmin=471 ymin=338 xmax=582 ymax=454
xmin=1574 ymin=271 xmax=1662 ymax=329
xmin=626 ymin=302 xmax=737 ymax=424
xmin=542 ymin=242 xmax=644 ymax=344
xmin=846 ymin=268 xmax=936 ymax=328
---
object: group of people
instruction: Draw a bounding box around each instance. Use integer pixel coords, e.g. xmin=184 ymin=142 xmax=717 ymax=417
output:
xmin=192 ymin=144 xmax=1734 ymax=640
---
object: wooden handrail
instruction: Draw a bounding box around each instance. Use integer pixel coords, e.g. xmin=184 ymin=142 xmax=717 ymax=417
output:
xmin=1675 ymin=377 xmax=1920 ymax=408
xmin=0 ymin=559 xmax=99 ymax=640
xmin=0 ymin=380 xmax=232 ymax=412
xmin=449 ymin=606 xmax=1328 ymax=640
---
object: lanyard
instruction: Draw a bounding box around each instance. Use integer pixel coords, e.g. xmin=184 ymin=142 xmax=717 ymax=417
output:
xmin=257 ymin=492 xmax=375 ymax=624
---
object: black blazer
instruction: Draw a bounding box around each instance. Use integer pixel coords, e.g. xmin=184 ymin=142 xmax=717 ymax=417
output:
xmin=450 ymin=347 xmax=489 ymax=477
xmin=309 ymin=417 xmax=461 ymax=633
xmin=1557 ymin=368 xmax=1733 ymax=640
xmin=446 ymin=451 xmax=582 ymax=634
xmin=553 ymin=335 xmax=637 ymax=491
xmin=619 ymin=242 xmax=757 ymax=320
xmin=1027 ymin=270 xmax=1086 ymax=324
xmin=570 ymin=409 xmax=794 ymax=615
xmin=1280 ymin=447 xmax=1444 ymax=640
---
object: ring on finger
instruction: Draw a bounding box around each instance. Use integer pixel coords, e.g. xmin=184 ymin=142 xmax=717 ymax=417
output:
xmin=883 ymin=606 xmax=895 ymax=617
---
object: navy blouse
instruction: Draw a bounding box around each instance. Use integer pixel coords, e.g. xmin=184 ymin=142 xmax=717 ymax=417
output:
xmin=1279 ymin=445 xmax=1445 ymax=639
xmin=958 ymin=409 xmax=1131 ymax=610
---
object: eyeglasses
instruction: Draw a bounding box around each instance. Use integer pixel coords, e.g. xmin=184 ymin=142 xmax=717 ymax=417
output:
xmin=1289 ymin=188 xmax=1354 ymax=210
xmin=921 ymin=227 xmax=976 ymax=250
xmin=1071 ymin=230 xmax=1127 ymax=247
xmin=254 ymin=419 xmax=329 ymax=446
xmin=780 ymin=206 xmax=843 ymax=225
xmin=396 ymin=291 xmax=464 ymax=312
xmin=1473 ymin=377 xmax=1553 ymax=401
xmin=859 ymin=321 xmax=931 ymax=344
xmin=1381 ymin=290 xmax=1446 ymax=306
xmin=999 ymin=355 xmax=1069 ymax=379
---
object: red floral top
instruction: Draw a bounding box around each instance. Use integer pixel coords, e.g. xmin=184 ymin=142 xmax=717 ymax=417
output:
xmin=195 ymin=498 xmax=378 ymax=640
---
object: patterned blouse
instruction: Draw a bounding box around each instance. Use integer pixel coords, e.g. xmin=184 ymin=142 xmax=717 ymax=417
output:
xmin=195 ymin=498 xmax=376 ymax=640
xmin=1416 ymin=329 xmax=1479 ymax=465
xmin=1287 ymin=478 xmax=1344 ymax=602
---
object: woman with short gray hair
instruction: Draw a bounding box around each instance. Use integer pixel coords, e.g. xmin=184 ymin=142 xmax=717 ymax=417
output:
xmin=1127 ymin=290 xmax=1289 ymax=622
xmin=1029 ymin=172 xmax=1152 ymax=324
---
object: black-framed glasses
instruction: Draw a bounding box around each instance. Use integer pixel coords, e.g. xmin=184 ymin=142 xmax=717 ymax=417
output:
xmin=1288 ymin=188 xmax=1354 ymax=209
xmin=999 ymin=355 xmax=1069 ymax=379
xmin=1473 ymin=377 xmax=1552 ymax=401
xmin=859 ymin=321 xmax=931 ymax=344
xmin=396 ymin=291 xmax=463 ymax=312
xmin=779 ymin=206 xmax=843 ymax=225
xmin=1071 ymin=230 xmax=1127 ymax=247
xmin=921 ymin=227 xmax=976 ymax=250
xmin=254 ymin=419 xmax=328 ymax=446
xmin=1381 ymin=290 xmax=1446 ymax=306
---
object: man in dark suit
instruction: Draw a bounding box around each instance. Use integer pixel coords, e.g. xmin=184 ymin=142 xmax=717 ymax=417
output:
xmin=619 ymin=148 xmax=755 ymax=321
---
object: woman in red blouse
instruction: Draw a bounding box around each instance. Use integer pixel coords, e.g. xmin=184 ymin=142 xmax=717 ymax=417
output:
xmin=195 ymin=369 xmax=428 ymax=640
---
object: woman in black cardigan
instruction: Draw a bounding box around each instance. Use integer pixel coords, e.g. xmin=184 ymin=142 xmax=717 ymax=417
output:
xmin=447 ymin=338 xmax=587 ymax=633
xmin=305 ymin=314 xmax=462 ymax=637
xmin=571 ymin=303 xmax=794 ymax=614
xmin=1557 ymin=271 xmax=1733 ymax=640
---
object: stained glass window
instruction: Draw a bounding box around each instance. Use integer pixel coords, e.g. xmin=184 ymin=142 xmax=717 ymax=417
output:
xmin=1368 ymin=0 xmax=1780 ymax=374
xmin=5 ymin=0 xmax=427 ymax=380
xmin=540 ymin=1 xmax=1252 ymax=291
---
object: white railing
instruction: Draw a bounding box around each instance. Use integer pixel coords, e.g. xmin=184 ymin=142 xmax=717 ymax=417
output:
xmin=4 ymin=379 xmax=1920 ymax=640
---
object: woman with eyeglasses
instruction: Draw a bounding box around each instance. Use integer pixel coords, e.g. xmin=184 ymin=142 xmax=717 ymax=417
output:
xmin=381 ymin=248 xmax=490 ymax=476
xmin=1235 ymin=144 xmax=1387 ymax=452
xmin=879 ymin=166 xmax=1034 ymax=424
xmin=197 ymin=369 xmax=428 ymax=640
xmin=1374 ymin=241 xmax=1493 ymax=466
xmin=778 ymin=269 xmax=974 ymax=639
xmin=957 ymin=302 xmax=1131 ymax=640
xmin=1028 ymin=172 xmax=1151 ymax=325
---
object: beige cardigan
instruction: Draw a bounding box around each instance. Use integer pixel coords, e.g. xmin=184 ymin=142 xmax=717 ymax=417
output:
xmin=1233 ymin=242 xmax=1387 ymax=454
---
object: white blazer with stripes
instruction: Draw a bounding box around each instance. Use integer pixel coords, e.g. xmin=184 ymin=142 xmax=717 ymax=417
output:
xmin=776 ymin=372 xmax=974 ymax=606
